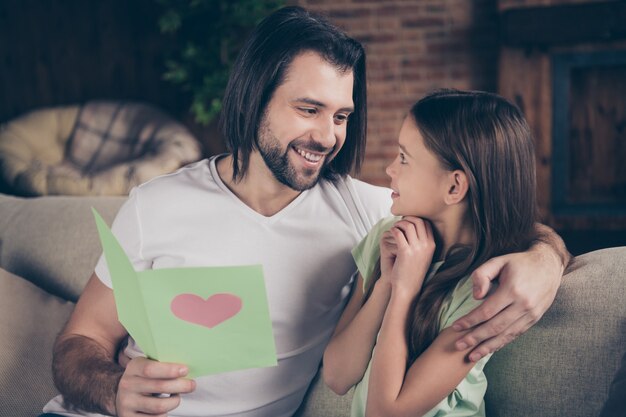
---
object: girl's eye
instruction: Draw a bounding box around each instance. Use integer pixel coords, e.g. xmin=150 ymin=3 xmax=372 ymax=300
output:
xmin=399 ymin=152 xmax=407 ymax=164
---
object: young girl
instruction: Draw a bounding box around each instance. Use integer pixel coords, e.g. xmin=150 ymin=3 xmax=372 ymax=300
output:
xmin=323 ymin=89 xmax=538 ymax=417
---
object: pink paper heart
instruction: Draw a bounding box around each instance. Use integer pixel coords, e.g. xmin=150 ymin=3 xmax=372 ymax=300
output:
xmin=170 ymin=293 xmax=242 ymax=329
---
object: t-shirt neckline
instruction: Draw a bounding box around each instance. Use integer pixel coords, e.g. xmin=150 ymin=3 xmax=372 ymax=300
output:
xmin=208 ymin=154 xmax=311 ymax=223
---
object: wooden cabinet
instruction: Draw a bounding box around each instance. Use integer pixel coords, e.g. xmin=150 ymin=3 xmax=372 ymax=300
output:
xmin=498 ymin=1 xmax=626 ymax=254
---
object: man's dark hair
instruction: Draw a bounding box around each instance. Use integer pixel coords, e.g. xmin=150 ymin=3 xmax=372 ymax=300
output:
xmin=219 ymin=6 xmax=367 ymax=181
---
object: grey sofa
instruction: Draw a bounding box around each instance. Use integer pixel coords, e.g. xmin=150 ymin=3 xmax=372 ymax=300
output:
xmin=0 ymin=193 xmax=624 ymax=417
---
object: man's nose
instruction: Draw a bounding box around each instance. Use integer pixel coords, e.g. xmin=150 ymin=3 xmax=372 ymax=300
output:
xmin=311 ymin=117 xmax=336 ymax=149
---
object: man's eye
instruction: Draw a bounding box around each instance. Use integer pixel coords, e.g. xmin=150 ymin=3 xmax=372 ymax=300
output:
xmin=300 ymin=107 xmax=317 ymax=115
xmin=334 ymin=114 xmax=350 ymax=124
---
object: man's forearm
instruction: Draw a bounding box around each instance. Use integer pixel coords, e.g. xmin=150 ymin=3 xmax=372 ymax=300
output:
xmin=52 ymin=334 xmax=124 ymax=415
xmin=533 ymin=223 xmax=572 ymax=271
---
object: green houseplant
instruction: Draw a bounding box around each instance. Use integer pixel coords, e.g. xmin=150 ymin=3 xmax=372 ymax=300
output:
xmin=157 ymin=0 xmax=285 ymax=125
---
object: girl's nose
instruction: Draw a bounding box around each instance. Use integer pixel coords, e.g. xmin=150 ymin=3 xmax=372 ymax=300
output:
xmin=385 ymin=159 xmax=396 ymax=178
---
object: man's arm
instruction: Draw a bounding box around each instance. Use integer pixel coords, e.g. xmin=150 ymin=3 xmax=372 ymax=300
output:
xmin=452 ymin=223 xmax=571 ymax=361
xmin=52 ymin=273 xmax=195 ymax=416
xmin=534 ymin=222 xmax=572 ymax=270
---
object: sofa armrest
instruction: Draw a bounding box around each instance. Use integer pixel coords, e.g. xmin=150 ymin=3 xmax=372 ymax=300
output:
xmin=0 ymin=268 xmax=75 ymax=415
xmin=485 ymin=246 xmax=626 ymax=417
xmin=0 ymin=193 xmax=125 ymax=301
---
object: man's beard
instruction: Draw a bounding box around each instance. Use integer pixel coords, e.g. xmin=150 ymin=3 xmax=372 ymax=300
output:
xmin=257 ymin=121 xmax=331 ymax=192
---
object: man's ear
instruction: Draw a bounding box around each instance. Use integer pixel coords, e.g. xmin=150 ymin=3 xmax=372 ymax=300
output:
xmin=444 ymin=170 xmax=468 ymax=205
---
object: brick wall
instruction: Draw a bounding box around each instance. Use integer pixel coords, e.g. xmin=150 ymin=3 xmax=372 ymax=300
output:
xmin=498 ymin=0 xmax=608 ymax=11
xmin=295 ymin=0 xmax=499 ymax=186
xmin=0 ymin=1 xmax=500 ymax=188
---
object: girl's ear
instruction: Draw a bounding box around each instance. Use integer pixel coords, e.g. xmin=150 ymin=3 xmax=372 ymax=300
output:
xmin=444 ymin=170 xmax=469 ymax=205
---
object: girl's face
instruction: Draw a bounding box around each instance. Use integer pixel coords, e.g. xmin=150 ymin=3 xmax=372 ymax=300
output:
xmin=385 ymin=116 xmax=451 ymax=218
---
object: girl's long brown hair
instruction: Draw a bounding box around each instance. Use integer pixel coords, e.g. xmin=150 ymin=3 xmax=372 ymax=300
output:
xmin=365 ymin=89 xmax=538 ymax=364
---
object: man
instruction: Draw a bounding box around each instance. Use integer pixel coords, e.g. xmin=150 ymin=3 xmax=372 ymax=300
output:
xmin=42 ymin=6 xmax=568 ymax=417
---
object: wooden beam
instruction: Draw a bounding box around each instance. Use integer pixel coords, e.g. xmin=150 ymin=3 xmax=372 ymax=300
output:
xmin=500 ymin=1 xmax=626 ymax=47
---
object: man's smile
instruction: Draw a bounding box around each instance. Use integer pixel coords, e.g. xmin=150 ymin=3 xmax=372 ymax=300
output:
xmin=291 ymin=145 xmax=330 ymax=166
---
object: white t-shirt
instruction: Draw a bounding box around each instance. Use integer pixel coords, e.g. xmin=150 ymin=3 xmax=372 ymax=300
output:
xmin=44 ymin=156 xmax=391 ymax=417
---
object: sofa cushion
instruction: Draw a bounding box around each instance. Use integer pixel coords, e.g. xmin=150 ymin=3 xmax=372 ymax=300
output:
xmin=0 ymin=193 xmax=125 ymax=301
xmin=294 ymin=369 xmax=352 ymax=417
xmin=0 ymin=267 xmax=74 ymax=416
xmin=485 ymin=246 xmax=626 ymax=417
xmin=599 ymin=348 xmax=626 ymax=416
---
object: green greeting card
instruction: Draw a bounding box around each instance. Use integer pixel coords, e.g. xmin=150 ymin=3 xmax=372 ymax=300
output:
xmin=92 ymin=209 xmax=277 ymax=378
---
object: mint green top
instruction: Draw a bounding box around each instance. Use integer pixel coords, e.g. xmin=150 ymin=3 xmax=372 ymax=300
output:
xmin=350 ymin=217 xmax=491 ymax=417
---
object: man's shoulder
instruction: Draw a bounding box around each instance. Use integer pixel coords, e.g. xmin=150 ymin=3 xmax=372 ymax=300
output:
xmin=134 ymin=159 xmax=212 ymax=194
xmin=319 ymin=175 xmax=392 ymax=232
xmin=347 ymin=177 xmax=391 ymax=202
xmin=123 ymin=159 xmax=221 ymax=214
xmin=340 ymin=176 xmax=392 ymax=214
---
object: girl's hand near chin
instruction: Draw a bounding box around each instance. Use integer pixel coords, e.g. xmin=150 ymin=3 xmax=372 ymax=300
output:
xmin=388 ymin=216 xmax=436 ymax=296
xmin=380 ymin=229 xmax=398 ymax=281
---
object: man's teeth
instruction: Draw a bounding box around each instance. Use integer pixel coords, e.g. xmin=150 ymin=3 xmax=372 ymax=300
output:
xmin=295 ymin=148 xmax=323 ymax=162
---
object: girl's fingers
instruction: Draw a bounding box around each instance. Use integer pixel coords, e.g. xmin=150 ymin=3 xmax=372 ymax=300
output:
xmin=381 ymin=231 xmax=398 ymax=254
xmin=390 ymin=226 xmax=409 ymax=249
xmin=397 ymin=216 xmax=433 ymax=245
xmin=393 ymin=220 xmax=418 ymax=245
xmin=414 ymin=218 xmax=428 ymax=241
xmin=423 ymin=220 xmax=433 ymax=240
xmin=381 ymin=230 xmax=396 ymax=245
